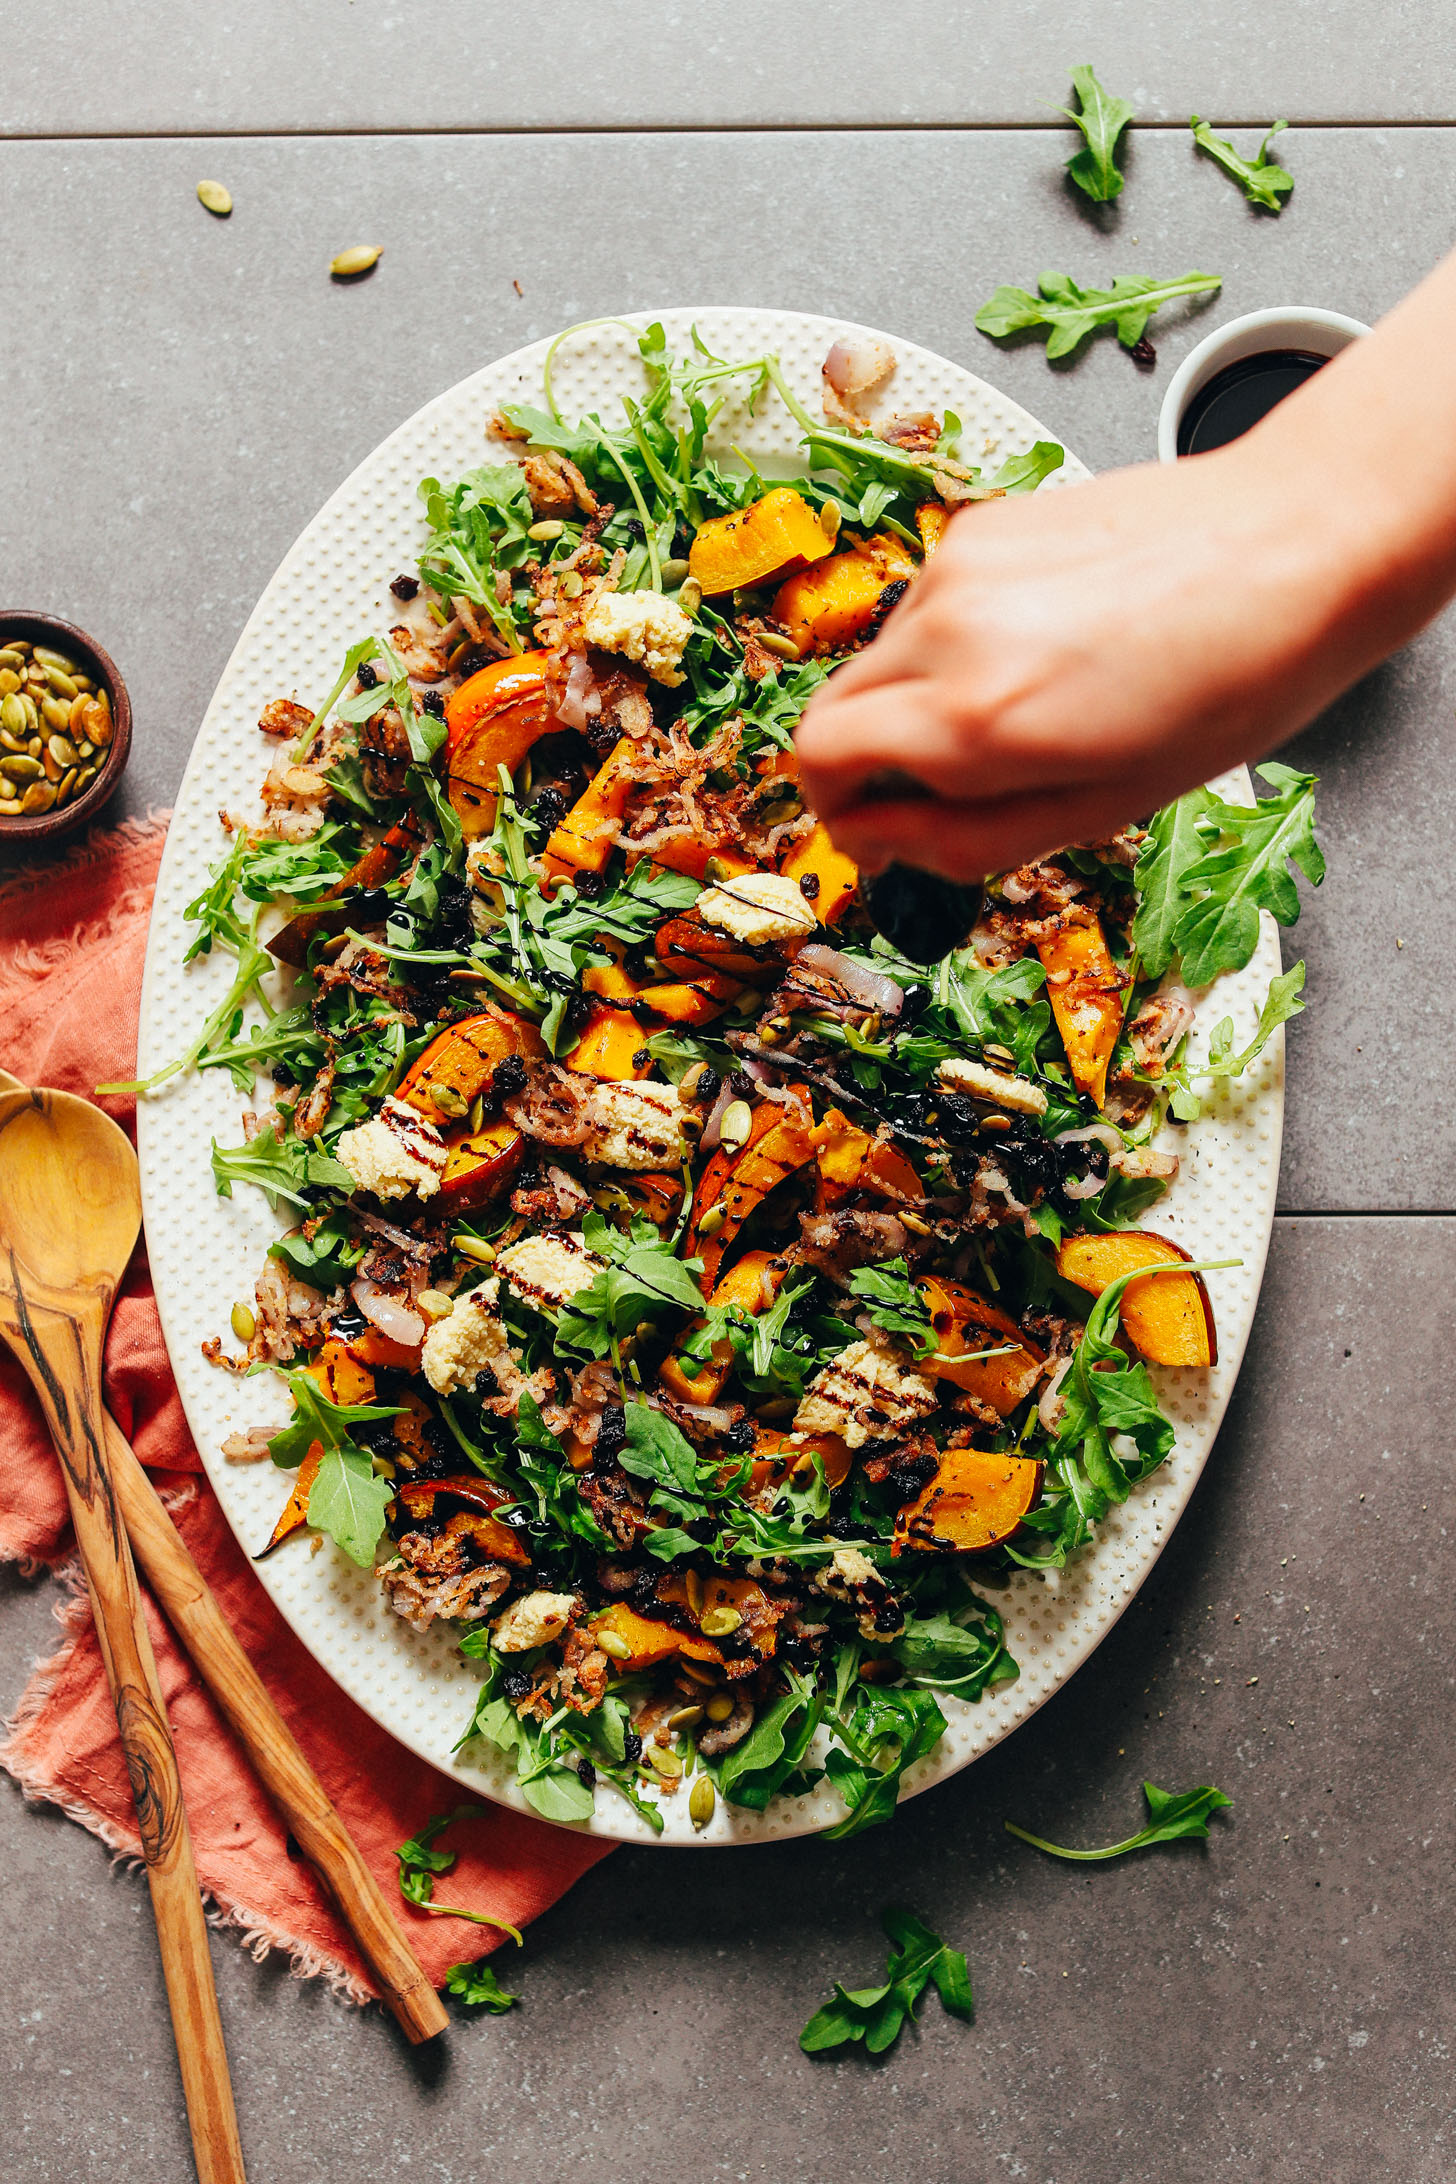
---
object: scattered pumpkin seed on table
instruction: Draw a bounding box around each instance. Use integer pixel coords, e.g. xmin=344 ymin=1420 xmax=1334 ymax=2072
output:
xmin=197 ymin=180 xmax=233 ymax=217
xmin=331 ymin=245 xmax=383 ymax=279
xmin=0 ymin=637 xmax=113 ymax=816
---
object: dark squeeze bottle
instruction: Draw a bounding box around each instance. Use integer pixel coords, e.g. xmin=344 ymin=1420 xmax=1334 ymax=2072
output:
xmin=1176 ymin=349 xmax=1328 ymax=457
xmin=863 ymin=865 xmax=984 ymax=965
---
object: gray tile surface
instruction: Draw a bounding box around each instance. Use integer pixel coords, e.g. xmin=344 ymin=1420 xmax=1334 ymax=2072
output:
xmin=3 ymin=126 xmax=1453 ymax=1207
xmin=2 ymin=2 xmax=1454 ymax=130
xmin=4 ymin=1216 xmax=1452 ymax=2182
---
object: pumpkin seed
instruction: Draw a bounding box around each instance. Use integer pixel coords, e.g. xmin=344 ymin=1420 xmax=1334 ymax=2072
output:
xmin=32 ymin=647 xmax=75 ymax=674
xmin=899 ymin=1210 xmax=933 ymax=1236
xmin=756 ymin=630 xmax=801 ymax=662
xmin=0 ymin=694 xmax=26 ymax=737
xmin=73 ymin=765 xmax=98 ymax=794
xmin=702 ymin=855 xmax=735 ymax=885
xmin=666 ymin=1703 xmax=705 ymax=1731
xmin=527 ymin=519 xmax=565 ymax=543
xmin=231 ymin=1302 xmax=256 ymax=1342
xmin=330 ymin=244 xmax=382 ymax=278
xmin=0 ymin=671 xmax=18 ymax=697
xmin=1 ymin=755 xmax=42 ymax=782
xmin=55 ymin=767 xmax=78 ymax=805
xmin=678 ymin=577 xmax=702 ymax=616
xmin=756 ymin=1023 xmax=781 ymax=1048
xmin=0 ymin=729 xmax=23 ymax=755
xmin=704 ymin=1692 xmax=735 ymax=1723
xmin=646 ymin=1743 xmax=682 ymax=1780
xmin=20 ymin=781 xmax=56 ymax=813
xmin=44 ymin=666 xmax=78 ymax=700
xmin=0 ymin=798 xmax=19 ymax=817
xmin=467 ymin=1092 xmax=485 ymax=1134
xmin=452 ymin=1234 xmax=496 ymax=1264
xmin=15 ymin=694 xmax=37 ymax=734
xmin=87 ymin=693 xmax=114 ymax=747
xmin=559 ymin=570 xmax=583 ymax=599
xmin=718 ymin=1099 xmax=752 ymax=1153
xmin=71 ymin=674 xmax=96 ymax=694
xmin=429 ymin=1082 xmax=469 ymax=1119
xmin=41 ymin=697 xmax=72 ymax=734
xmin=26 ymin=736 xmax=41 ymax=758
xmin=699 ymin=1605 xmax=742 ymax=1638
xmin=684 ymin=1568 xmax=705 ymax=1616
xmin=595 ymin=1628 xmax=632 ymax=1661
xmin=820 ymin=499 xmax=842 ymax=541
xmin=689 ymin=1777 xmax=716 ymax=1829
xmin=417 ymin=1289 xmax=454 ymax=1321
xmin=197 ymin=179 xmax=233 ymax=217
xmin=68 ymin=692 xmax=91 ymax=734
xmin=680 ymin=1060 xmax=711 ymax=1098
xmin=696 ymin=1201 xmax=727 ymax=1237
xmin=659 ymin=557 xmax=690 ymax=587
xmin=676 ymin=1658 xmax=719 ymax=1688
xmin=41 ymin=747 xmax=62 ymax=784
xmin=77 ymin=740 xmax=96 ymax=761
xmin=0 ymin=648 xmax=25 ymax=674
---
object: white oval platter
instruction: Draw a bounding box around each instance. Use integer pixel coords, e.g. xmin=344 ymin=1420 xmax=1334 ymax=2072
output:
xmin=136 ymin=307 xmax=1284 ymax=1846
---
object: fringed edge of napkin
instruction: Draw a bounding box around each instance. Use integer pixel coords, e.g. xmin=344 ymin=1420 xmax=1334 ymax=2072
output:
xmin=0 ymin=1575 xmax=374 ymax=2007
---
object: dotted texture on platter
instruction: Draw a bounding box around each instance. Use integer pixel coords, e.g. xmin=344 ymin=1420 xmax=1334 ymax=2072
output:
xmin=135 ymin=308 xmax=1285 ymax=1848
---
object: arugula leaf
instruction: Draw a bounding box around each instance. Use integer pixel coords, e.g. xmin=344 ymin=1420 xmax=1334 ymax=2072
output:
xmin=1190 ymin=115 xmax=1294 ymax=210
xmin=615 ymin=1401 xmax=702 ymax=1497
xmin=268 ymin=1210 xmax=365 ymax=1292
xmin=891 ymin=1604 xmax=1017 ymax=1698
xmin=988 ymin=440 xmax=1066 ymax=494
xmin=1167 ymin=962 xmax=1306 ymax=1121
xmin=554 ymin=1218 xmax=706 ymax=1360
xmin=976 ymin=269 xmax=1222 ymax=360
xmin=800 ymin=1907 xmax=973 ymax=2055
xmin=716 ymin=1672 xmax=824 ymax=1810
xmin=267 ymin=1368 xmax=401 ymax=1567
xmin=446 ymin=1958 xmax=521 ymax=2012
xmin=1058 ymin=65 xmax=1134 ymax=202
xmin=822 ymin=1684 xmax=948 ymax=1839
xmin=848 ymin=1258 xmax=936 ymax=1359
xmin=1133 ymin=790 xmax=1213 ymax=979
xmin=939 ymin=950 xmax=1050 ymax=1075
xmin=1006 ymin=1778 xmax=1232 ymax=1860
xmin=394 ymin=1805 xmax=525 ymax=1939
xmin=1170 ymin=763 xmax=1323 ymax=986
xmin=210 ymin=1123 xmax=355 ymax=1212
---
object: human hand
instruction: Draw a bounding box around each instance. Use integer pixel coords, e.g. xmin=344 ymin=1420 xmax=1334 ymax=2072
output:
xmin=793 ymin=435 xmax=1381 ymax=881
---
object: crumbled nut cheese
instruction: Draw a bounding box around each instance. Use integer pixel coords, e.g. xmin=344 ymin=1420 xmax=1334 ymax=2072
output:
xmin=336 ymin=1097 xmax=448 ymax=1202
xmin=937 ymin=1057 xmax=1049 ymax=1118
xmin=421 ymin=1278 xmax=519 ymax=1396
xmin=697 ymin=871 xmax=817 ymax=947
xmin=793 ymin=1337 xmax=937 ymax=1450
xmin=580 ymin=1079 xmax=689 ymax=1170
xmin=496 ymin=1232 xmax=605 ymax=1312
xmin=493 ymin=1589 xmax=579 ymax=1653
xmin=1110 ymin=1146 xmax=1179 ymax=1181
xmin=580 ymin=589 xmax=694 ymax=686
xmin=831 ymin=1546 xmax=880 ymax=1588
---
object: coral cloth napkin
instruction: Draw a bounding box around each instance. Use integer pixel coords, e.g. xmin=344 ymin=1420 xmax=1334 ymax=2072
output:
xmin=0 ymin=816 xmax=609 ymax=2001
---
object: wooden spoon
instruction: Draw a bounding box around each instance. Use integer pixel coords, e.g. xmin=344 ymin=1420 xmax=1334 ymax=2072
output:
xmin=0 ymin=1085 xmax=245 ymax=2184
xmin=0 ymin=1074 xmax=446 ymax=2044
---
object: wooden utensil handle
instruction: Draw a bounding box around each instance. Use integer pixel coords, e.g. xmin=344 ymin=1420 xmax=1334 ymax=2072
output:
xmin=10 ymin=1296 xmax=246 ymax=2184
xmin=104 ymin=1415 xmax=448 ymax=2043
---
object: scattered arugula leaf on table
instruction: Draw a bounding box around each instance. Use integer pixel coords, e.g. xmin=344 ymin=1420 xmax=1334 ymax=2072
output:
xmin=1057 ymin=65 xmax=1134 ymax=202
xmin=268 ymin=1368 xmax=401 ymax=1567
xmin=976 ymin=269 xmax=1222 ymax=360
xmin=445 ymin=1958 xmax=521 ymax=2013
xmin=394 ymin=1805 xmax=525 ymax=1940
xmin=1190 ymin=115 xmax=1294 ymax=209
xmin=800 ymin=1908 xmax=973 ymax=2055
xmin=1169 ymin=763 xmax=1324 ymax=986
xmin=1006 ymin=1780 xmax=1232 ymax=1860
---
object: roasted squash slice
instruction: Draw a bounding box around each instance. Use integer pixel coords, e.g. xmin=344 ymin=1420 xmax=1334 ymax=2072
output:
xmin=659 ymin=1248 xmax=784 ymax=1406
xmin=565 ymin=1005 xmax=651 ymax=1081
xmin=267 ymin=809 xmax=427 ymax=967
xmin=773 ymin=534 xmax=917 ymax=656
xmin=687 ymin=1093 xmax=815 ymax=1291
xmin=916 ymin=1276 xmax=1045 ymax=1417
xmin=446 ymin=651 xmax=558 ymax=835
xmin=892 ymin=1448 xmax=1043 ymax=1554
xmin=812 ymin=1109 xmax=921 ymax=1205
xmin=1056 ymin=1229 xmax=1216 ymax=1367
xmin=440 ymin=1117 xmax=524 ymax=1211
xmin=750 ymin=1425 xmax=853 ymax=1492
xmin=392 ymin=1475 xmax=533 ymax=1567
xmin=688 ymin=487 xmax=833 ymax=597
xmin=541 ymin=735 xmax=639 ymax=883
xmin=398 ymin=1010 xmax=544 ymax=1119
xmin=915 ymin=502 xmax=951 ymax=555
xmin=780 ymin=822 xmax=858 ymax=925
xmin=257 ymin=1445 xmax=323 ymax=1559
xmin=1036 ymin=908 xmax=1127 ymax=1108
xmin=589 ymin=1601 xmax=725 ymax=1672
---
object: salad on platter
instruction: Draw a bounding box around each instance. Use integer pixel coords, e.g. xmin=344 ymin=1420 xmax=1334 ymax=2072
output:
xmin=133 ymin=321 xmax=1321 ymax=1836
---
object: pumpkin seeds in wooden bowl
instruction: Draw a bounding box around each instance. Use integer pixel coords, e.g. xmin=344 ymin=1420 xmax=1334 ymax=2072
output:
xmin=0 ymin=614 xmax=132 ymax=843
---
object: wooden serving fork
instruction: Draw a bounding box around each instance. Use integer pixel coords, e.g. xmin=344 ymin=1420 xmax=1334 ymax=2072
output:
xmin=0 ymin=1085 xmax=247 ymax=2184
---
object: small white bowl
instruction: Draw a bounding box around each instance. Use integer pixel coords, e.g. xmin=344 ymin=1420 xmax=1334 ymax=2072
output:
xmin=1157 ymin=305 xmax=1370 ymax=463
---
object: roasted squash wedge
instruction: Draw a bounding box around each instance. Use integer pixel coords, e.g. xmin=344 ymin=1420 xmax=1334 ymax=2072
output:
xmin=440 ymin=1117 xmax=524 ymax=1211
xmin=541 ymin=735 xmax=639 ymax=882
xmin=1036 ymin=908 xmax=1127 ymax=1108
xmin=1056 ymin=1229 xmax=1216 ymax=1367
xmin=589 ymin=1601 xmax=725 ymax=1672
xmin=392 ymin=1475 xmax=533 ymax=1567
xmin=267 ymin=809 xmax=426 ymax=967
xmin=687 ymin=1093 xmax=815 ymax=1291
xmin=398 ymin=1010 xmax=544 ymax=1119
xmin=780 ymin=822 xmax=857 ymax=925
xmin=257 ymin=1446 xmax=323 ymax=1558
xmin=892 ymin=1448 xmax=1043 ymax=1554
xmin=565 ymin=1005 xmax=650 ymax=1080
xmin=916 ymin=1276 xmax=1044 ymax=1417
xmin=446 ymin=651 xmax=558 ymax=835
xmin=773 ymin=534 xmax=917 ymax=656
xmin=750 ymin=1424 xmax=853 ymax=1492
xmin=659 ymin=1248 xmax=784 ymax=1406
xmin=812 ymin=1109 xmax=921 ymax=1205
xmin=688 ymin=487 xmax=833 ymax=597
xmin=915 ymin=502 xmax=951 ymax=555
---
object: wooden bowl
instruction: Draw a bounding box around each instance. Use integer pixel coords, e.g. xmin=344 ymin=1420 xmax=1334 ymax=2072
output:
xmin=0 ymin=611 xmax=133 ymax=845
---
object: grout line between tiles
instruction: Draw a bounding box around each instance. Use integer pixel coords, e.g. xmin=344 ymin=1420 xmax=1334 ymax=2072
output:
xmin=1274 ymin=1208 xmax=1456 ymax=1220
xmin=0 ymin=119 xmax=1454 ymax=145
